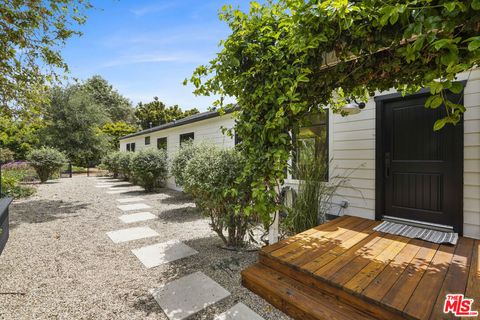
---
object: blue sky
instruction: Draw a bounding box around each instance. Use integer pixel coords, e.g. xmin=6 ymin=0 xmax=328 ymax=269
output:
xmin=63 ymin=0 xmax=248 ymax=111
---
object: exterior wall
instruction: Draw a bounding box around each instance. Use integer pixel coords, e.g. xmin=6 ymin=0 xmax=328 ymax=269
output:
xmin=328 ymin=70 xmax=480 ymax=239
xmin=119 ymin=114 xmax=235 ymax=190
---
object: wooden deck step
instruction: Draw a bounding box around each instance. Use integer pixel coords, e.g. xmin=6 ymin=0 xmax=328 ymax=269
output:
xmin=241 ymin=263 xmax=376 ymax=320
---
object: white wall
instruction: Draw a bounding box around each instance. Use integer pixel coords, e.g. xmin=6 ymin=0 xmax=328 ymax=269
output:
xmin=119 ymin=114 xmax=235 ymax=190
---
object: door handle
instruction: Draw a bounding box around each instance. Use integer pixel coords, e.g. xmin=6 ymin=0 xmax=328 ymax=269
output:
xmin=385 ymin=152 xmax=391 ymax=178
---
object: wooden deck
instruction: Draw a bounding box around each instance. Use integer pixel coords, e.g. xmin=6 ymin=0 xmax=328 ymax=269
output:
xmin=241 ymin=216 xmax=480 ymax=320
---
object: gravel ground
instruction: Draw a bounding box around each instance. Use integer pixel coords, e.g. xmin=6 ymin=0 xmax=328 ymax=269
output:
xmin=0 ymin=176 xmax=290 ymax=320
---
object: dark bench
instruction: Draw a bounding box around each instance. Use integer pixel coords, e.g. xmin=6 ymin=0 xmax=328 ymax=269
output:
xmin=0 ymin=197 xmax=12 ymax=256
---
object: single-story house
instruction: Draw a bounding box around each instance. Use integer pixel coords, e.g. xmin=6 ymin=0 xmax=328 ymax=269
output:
xmin=120 ymin=69 xmax=479 ymax=240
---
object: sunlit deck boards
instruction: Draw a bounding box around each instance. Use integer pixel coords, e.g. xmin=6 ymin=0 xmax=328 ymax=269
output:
xmin=242 ymin=215 xmax=480 ymax=320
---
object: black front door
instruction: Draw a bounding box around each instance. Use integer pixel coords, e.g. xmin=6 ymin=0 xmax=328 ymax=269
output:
xmin=376 ymin=91 xmax=463 ymax=232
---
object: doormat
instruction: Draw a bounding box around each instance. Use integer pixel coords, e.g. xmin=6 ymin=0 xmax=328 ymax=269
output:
xmin=373 ymin=221 xmax=458 ymax=245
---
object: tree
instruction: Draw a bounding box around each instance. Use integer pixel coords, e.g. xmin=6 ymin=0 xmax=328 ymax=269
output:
xmin=101 ymin=121 xmax=136 ymax=150
xmin=42 ymin=86 xmax=108 ymax=167
xmin=0 ymin=113 xmax=44 ymax=160
xmin=135 ymin=97 xmax=199 ymax=129
xmin=188 ymin=0 xmax=480 ymax=227
xmin=0 ymin=1 xmax=91 ymax=113
xmin=83 ymin=76 xmax=137 ymax=124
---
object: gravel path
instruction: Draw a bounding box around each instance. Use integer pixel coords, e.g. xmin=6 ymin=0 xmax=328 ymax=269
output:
xmin=0 ymin=176 xmax=290 ymax=320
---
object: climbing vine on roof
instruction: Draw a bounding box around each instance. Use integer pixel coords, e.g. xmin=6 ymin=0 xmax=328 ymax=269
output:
xmin=187 ymin=0 xmax=480 ymax=228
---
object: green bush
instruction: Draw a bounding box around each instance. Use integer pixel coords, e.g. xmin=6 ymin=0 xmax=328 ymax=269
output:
xmin=131 ymin=148 xmax=168 ymax=192
xmin=182 ymin=145 xmax=253 ymax=248
xmin=27 ymin=147 xmax=66 ymax=183
xmin=1 ymin=173 xmax=35 ymax=198
xmin=118 ymin=152 xmax=134 ymax=180
xmin=170 ymin=141 xmax=202 ymax=187
xmin=101 ymin=152 xmax=122 ymax=178
xmin=0 ymin=148 xmax=14 ymax=164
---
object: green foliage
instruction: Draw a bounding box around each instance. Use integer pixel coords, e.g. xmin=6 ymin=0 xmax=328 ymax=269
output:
xmin=170 ymin=141 xmax=202 ymax=187
xmin=188 ymin=0 xmax=480 ymax=228
xmin=182 ymin=145 xmax=253 ymax=248
xmin=131 ymin=149 xmax=168 ymax=192
xmin=0 ymin=115 xmax=44 ymax=160
xmin=83 ymin=75 xmax=137 ymax=124
xmin=0 ymin=148 xmax=14 ymax=164
xmin=27 ymin=147 xmax=66 ymax=183
xmin=1 ymin=173 xmax=35 ymax=198
xmin=283 ymin=142 xmax=336 ymax=234
xmin=117 ymin=152 xmax=134 ymax=180
xmin=0 ymin=1 xmax=91 ymax=112
xmin=101 ymin=121 xmax=137 ymax=150
xmin=101 ymin=152 xmax=122 ymax=178
xmin=42 ymin=86 xmax=109 ymax=167
xmin=135 ymin=97 xmax=199 ymax=130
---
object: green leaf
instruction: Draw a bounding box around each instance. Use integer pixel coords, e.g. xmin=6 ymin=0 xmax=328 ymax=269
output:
xmin=425 ymin=95 xmax=443 ymax=108
xmin=433 ymin=118 xmax=447 ymax=131
xmin=449 ymin=82 xmax=463 ymax=94
xmin=472 ymin=0 xmax=480 ymax=10
xmin=444 ymin=2 xmax=456 ymax=12
xmin=468 ymin=39 xmax=480 ymax=51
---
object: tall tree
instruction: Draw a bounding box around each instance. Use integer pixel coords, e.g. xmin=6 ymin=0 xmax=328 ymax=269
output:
xmin=42 ymin=86 xmax=108 ymax=167
xmin=83 ymin=75 xmax=137 ymax=124
xmin=135 ymin=97 xmax=199 ymax=130
xmin=100 ymin=121 xmax=136 ymax=150
xmin=0 ymin=1 xmax=91 ymax=112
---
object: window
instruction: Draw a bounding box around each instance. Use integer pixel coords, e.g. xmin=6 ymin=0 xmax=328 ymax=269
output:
xmin=126 ymin=143 xmax=130 ymax=152
xmin=130 ymin=143 xmax=136 ymax=152
xmin=234 ymin=132 xmax=242 ymax=146
xmin=292 ymin=112 xmax=328 ymax=180
xmin=145 ymin=136 xmax=150 ymax=145
xmin=157 ymin=137 xmax=167 ymax=151
xmin=180 ymin=132 xmax=194 ymax=146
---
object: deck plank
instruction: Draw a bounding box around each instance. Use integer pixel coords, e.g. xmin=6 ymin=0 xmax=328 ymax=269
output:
xmin=286 ymin=219 xmax=378 ymax=266
xmin=262 ymin=216 xmax=350 ymax=254
xmin=465 ymin=240 xmax=480 ymax=314
xmin=314 ymin=233 xmax=384 ymax=280
xmin=270 ymin=216 xmax=364 ymax=258
xmin=403 ymin=244 xmax=455 ymax=320
xmin=329 ymin=234 xmax=404 ymax=286
xmin=381 ymin=241 xmax=438 ymax=312
xmin=362 ymin=239 xmax=423 ymax=301
xmin=301 ymin=223 xmax=381 ymax=273
xmin=428 ymin=237 xmax=475 ymax=320
xmin=343 ymin=235 xmax=410 ymax=293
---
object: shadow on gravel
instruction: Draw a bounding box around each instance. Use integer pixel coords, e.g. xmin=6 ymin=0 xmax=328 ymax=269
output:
xmin=156 ymin=206 xmax=201 ymax=223
xmin=9 ymin=200 xmax=90 ymax=229
xmin=157 ymin=190 xmax=194 ymax=205
xmin=129 ymin=292 xmax=164 ymax=317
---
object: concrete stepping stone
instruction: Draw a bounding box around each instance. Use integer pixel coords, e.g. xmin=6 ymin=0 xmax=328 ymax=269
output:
xmin=107 ymin=189 xmax=133 ymax=194
xmin=151 ymin=271 xmax=230 ymax=320
xmin=117 ymin=203 xmax=151 ymax=211
xmin=119 ymin=212 xmax=156 ymax=224
xmin=106 ymin=226 xmax=159 ymax=243
xmin=214 ymin=303 xmax=264 ymax=320
xmin=132 ymin=240 xmax=198 ymax=268
xmin=117 ymin=197 xmax=145 ymax=203
xmin=95 ymin=185 xmax=114 ymax=188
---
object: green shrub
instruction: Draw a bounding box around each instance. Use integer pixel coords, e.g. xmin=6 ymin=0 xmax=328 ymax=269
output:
xmin=182 ymin=145 xmax=253 ymax=248
xmin=101 ymin=152 xmax=122 ymax=178
xmin=27 ymin=147 xmax=66 ymax=183
xmin=118 ymin=152 xmax=134 ymax=180
xmin=131 ymin=148 xmax=168 ymax=192
xmin=0 ymin=148 xmax=14 ymax=164
xmin=1 ymin=173 xmax=35 ymax=198
xmin=170 ymin=141 xmax=202 ymax=187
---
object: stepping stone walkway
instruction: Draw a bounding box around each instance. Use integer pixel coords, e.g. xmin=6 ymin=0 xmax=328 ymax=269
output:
xmin=117 ymin=197 xmax=145 ymax=203
xmin=131 ymin=240 xmax=198 ymax=268
xmin=106 ymin=226 xmax=159 ymax=243
xmin=214 ymin=303 xmax=264 ymax=320
xmin=95 ymin=185 xmax=114 ymax=188
xmin=119 ymin=212 xmax=156 ymax=224
xmin=117 ymin=203 xmax=151 ymax=211
xmin=151 ymin=271 xmax=230 ymax=320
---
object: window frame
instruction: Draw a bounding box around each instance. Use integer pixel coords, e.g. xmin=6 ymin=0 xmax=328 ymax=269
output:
xmin=179 ymin=132 xmax=194 ymax=146
xmin=145 ymin=136 xmax=150 ymax=145
xmin=157 ymin=137 xmax=167 ymax=151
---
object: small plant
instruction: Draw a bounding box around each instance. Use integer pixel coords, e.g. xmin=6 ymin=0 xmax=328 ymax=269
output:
xmin=27 ymin=147 xmax=66 ymax=183
xmin=118 ymin=152 xmax=134 ymax=180
xmin=131 ymin=148 xmax=168 ymax=192
xmin=182 ymin=145 xmax=253 ymax=248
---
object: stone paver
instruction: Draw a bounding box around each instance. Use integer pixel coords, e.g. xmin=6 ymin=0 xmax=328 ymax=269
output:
xmin=95 ymin=185 xmax=114 ymax=188
xmin=151 ymin=271 xmax=230 ymax=320
xmin=214 ymin=303 xmax=264 ymax=320
xmin=106 ymin=227 xmax=159 ymax=243
xmin=132 ymin=240 xmax=198 ymax=268
xmin=118 ymin=212 xmax=156 ymax=224
xmin=117 ymin=203 xmax=151 ymax=211
xmin=117 ymin=197 xmax=145 ymax=203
